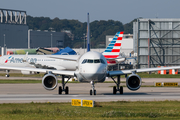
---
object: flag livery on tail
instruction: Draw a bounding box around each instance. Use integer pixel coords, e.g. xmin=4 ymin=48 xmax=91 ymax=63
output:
xmin=102 ymin=31 xmax=124 ymax=64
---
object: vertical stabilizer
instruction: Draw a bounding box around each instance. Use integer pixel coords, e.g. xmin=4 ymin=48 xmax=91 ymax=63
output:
xmin=102 ymin=31 xmax=124 ymax=58
xmin=87 ymin=13 xmax=90 ymax=52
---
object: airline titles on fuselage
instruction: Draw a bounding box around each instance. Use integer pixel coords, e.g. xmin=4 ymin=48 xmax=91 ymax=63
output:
xmin=5 ymin=56 xmax=55 ymax=64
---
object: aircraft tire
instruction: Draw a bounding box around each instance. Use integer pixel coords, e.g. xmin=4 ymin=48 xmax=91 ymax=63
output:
xmin=59 ymin=86 xmax=62 ymax=94
xmin=113 ymin=86 xmax=116 ymax=94
xmin=5 ymin=75 xmax=9 ymax=77
xmin=94 ymin=90 xmax=96 ymax=95
xmin=65 ymin=86 xmax=69 ymax=94
xmin=120 ymin=86 xmax=123 ymax=94
xmin=90 ymin=90 xmax=92 ymax=95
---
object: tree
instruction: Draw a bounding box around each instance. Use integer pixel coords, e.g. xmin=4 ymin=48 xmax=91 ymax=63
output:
xmin=26 ymin=15 xmax=133 ymax=48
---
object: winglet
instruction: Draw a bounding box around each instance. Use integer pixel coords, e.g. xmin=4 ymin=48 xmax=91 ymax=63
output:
xmin=23 ymin=52 xmax=28 ymax=62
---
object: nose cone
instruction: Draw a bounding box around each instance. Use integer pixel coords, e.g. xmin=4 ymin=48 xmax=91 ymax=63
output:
xmin=81 ymin=64 xmax=107 ymax=81
xmin=87 ymin=64 xmax=104 ymax=73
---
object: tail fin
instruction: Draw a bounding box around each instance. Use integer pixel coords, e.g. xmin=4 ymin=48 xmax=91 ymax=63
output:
xmin=87 ymin=13 xmax=90 ymax=52
xmin=102 ymin=31 xmax=124 ymax=58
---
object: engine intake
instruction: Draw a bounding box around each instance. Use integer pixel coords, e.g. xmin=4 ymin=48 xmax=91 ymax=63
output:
xmin=42 ymin=74 xmax=58 ymax=90
xmin=126 ymin=74 xmax=141 ymax=91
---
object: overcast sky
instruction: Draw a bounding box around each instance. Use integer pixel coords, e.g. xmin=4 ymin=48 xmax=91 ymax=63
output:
xmin=1 ymin=0 xmax=180 ymax=24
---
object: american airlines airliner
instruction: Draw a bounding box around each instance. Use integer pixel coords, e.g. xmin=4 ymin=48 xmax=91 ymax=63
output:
xmin=0 ymin=31 xmax=126 ymax=76
xmin=0 ymin=13 xmax=180 ymax=95
xmin=0 ymin=31 xmax=180 ymax=95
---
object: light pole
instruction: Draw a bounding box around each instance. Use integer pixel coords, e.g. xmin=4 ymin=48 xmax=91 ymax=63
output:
xmin=51 ymin=33 xmax=52 ymax=49
xmin=83 ymin=33 xmax=85 ymax=53
xmin=4 ymin=34 xmax=6 ymax=47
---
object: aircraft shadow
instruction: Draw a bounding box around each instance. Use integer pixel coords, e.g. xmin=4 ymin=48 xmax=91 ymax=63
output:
xmin=101 ymin=92 xmax=148 ymax=95
xmin=58 ymin=92 xmax=149 ymax=96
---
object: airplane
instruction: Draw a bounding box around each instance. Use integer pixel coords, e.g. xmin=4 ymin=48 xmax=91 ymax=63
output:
xmin=0 ymin=14 xmax=131 ymax=77
xmin=0 ymin=30 xmax=128 ymax=77
xmin=2 ymin=13 xmax=178 ymax=95
xmin=0 ymin=50 xmax=180 ymax=95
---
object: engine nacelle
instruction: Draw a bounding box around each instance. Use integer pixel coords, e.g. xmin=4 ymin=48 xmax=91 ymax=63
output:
xmin=42 ymin=74 xmax=58 ymax=90
xmin=126 ymin=74 xmax=141 ymax=91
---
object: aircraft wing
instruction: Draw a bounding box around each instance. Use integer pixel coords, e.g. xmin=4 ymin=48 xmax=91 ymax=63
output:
xmin=0 ymin=66 xmax=75 ymax=76
xmin=48 ymin=56 xmax=78 ymax=61
xmin=107 ymin=66 xmax=180 ymax=76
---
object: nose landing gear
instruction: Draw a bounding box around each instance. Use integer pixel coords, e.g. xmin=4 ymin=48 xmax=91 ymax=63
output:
xmin=90 ymin=81 xmax=96 ymax=95
xmin=5 ymin=70 xmax=10 ymax=77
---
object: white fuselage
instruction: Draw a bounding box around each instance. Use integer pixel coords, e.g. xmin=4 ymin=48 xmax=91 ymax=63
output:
xmin=75 ymin=51 xmax=107 ymax=82
xmin=0 ymin=52 xmax=108 ymax=83
xmin=0 ymin=55 xmax=79 ymax=70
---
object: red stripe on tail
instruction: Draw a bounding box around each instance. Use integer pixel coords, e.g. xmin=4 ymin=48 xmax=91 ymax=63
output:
xmin=117 ymin=37 xmax=122 ymax=40
xmin=103 ymin=55 xmax=119 ymax=58
xmin=114 ymin=43 xmax=121 ymax=46
xmin=111 ymin=49 xmax=120 ymax=52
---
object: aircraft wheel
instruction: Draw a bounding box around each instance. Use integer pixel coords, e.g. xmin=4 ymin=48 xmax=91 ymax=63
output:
xmin=94 ymin=90 xmax=96 ymax=95
xmin=120 ymin=86 xmax=123 ymax=94
xmin=5 ymin=75 xmax=10 ymax=77
xmin=65 ymin=86 xmax=69 ymax=94
xmin=59 ymin=86 xmax=62 ymax=94
xmin=113 ymin=86 xmax=116 ymax=94
xmin=90 ymin=90 xmax=92 ymax=95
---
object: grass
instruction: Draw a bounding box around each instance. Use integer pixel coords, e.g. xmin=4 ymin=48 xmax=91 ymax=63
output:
xmin=0 ymin=72 xmax=179 ymax=84
xmin=0 ymin=101 xmax=180 ymax=119
xmin=0 ymin=73 xmax=44 ymax=77
xmin=137 ymin=72 xmax=180 ymax=78
xmin=1 ymin=72 xmax=180 ymax=78
xmin=0 ymin=80 xmax=42 ymax=84
xmin=0 ymin=80 xmax=80 ymax=84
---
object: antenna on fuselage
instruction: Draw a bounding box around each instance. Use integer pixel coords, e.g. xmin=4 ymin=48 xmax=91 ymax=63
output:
xmin=87 ymin=13 xmax=90 ymax=52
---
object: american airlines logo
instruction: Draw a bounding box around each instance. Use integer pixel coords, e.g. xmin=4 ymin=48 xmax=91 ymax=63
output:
xmin=5 ymin=56 xmax=37 ymax=63
xmin=5 ymin=56 xmax=12 ymax=63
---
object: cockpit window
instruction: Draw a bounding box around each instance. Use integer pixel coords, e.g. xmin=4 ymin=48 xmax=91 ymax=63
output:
xmin=100 ymin=59 xmax=105 ymax=64
xmin=82 ymin=59 xmax=87 ymax=64
xmin=87 ymin=59 xmax=93 ymax=63
xmin=94 ymin=59 xmax=100 ymax=63
xmin=82 ymin=59 xmax=106 ymax=64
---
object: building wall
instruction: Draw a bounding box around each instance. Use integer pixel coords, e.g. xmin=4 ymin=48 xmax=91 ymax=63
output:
xmin=133 ymin=19 xmax=180 ymax=68
xmin=29 ymin=30 xmax=65 ymax=48
xmin=0 ymin=24 xmax=28 ymax=48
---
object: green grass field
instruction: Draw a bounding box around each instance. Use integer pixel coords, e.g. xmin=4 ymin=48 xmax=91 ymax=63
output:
xmin=0 ymin=101 xmax=180 ymax=120
xmin=1 ymin=72 xmax=180 ymax=78
xmin=0 ymin=72 xmax=179 ymax=84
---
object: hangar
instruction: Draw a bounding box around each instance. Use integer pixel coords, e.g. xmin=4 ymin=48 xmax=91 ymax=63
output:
xmin=133 ymin=19 xmax=180 ymax=69
xmin=0 ymin=9 xmax=28 ymax=49
xmin=0 ymin=8 xmax=65 ymax=55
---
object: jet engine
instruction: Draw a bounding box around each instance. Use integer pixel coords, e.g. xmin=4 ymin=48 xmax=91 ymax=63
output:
xmin=126 ymin=74 xmax=141 ymax=91
xmin=42 ymin=74 xmax=58 ymax=90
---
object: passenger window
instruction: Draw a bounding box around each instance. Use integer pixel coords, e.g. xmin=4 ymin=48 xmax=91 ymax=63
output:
xmin=87 ymin=59 xmax=93 ymax=63
xmin=94 ymin=59 xmax=100 ymax=63
xmin=100 ymin=59 xmax=105 ymax=64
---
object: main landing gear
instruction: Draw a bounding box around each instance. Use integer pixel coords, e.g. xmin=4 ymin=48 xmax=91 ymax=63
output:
xmin=111 ymin=75 xmax=123 ymax=94
xmin=58 ymin=75 xmax=70 ymax=94
xmin=90 ymin=81 xmax=96 ymax=95
xmin=5 ymin=70 xmax=10 ymax=77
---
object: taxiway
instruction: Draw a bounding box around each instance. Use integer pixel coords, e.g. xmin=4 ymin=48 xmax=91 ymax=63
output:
xmin=0 ymin=77 xmax=180 ymax=103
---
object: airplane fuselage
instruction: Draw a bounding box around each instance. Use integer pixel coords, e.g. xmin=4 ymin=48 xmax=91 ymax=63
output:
xmin=75 ymin=51 xmax=107 ymax=82
xmin=0 ymin=55 xmax=79 ymax=70
xmin=0 ymin=52 xmax=108 ymax=83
